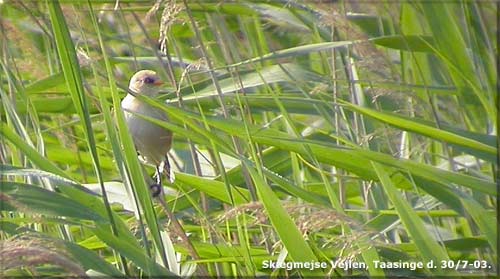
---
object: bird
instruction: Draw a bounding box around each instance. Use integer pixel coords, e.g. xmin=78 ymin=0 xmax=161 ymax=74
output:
xmin=121 ymin=70 xmax=173 ymax=196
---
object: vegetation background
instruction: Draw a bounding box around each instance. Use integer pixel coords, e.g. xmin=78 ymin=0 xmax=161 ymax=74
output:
xmin=0 ymin=0 xmax=496 ymax=277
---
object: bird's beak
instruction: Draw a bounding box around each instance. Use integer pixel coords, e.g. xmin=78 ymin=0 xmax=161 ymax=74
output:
xmin=153 ymin=80 xmax=164 ymax=86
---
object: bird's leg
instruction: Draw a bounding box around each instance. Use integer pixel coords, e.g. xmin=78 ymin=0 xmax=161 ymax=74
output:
xmin=150 ymin=155 xmax=172 ymax=197
xmin=155 ymin=164 xmax=162 ymax=185
xmin=150 ymin=165 xmax=163 ymax=197
xmin=163 ymin=154 xmax=174 ymax=183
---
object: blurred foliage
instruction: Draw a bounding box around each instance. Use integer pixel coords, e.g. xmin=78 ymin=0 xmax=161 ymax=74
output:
xmin=0 ymin=0 xmax=496 ymax=277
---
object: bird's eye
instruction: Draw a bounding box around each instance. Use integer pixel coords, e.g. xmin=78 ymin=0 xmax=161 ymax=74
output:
xmin=144 ymin=77 xmax=155 ymax=84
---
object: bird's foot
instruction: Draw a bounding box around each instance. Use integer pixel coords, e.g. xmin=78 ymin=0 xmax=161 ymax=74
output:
xmin=150 ymin=183 xmax=162 ymax=197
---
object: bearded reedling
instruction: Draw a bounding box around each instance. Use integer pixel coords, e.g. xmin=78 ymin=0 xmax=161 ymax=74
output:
xmin=121 ymin=70 xmax=173 ymax=195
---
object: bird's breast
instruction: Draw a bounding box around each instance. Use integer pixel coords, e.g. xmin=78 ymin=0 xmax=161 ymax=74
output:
xmin=121 ymin=95 xmax=172 ymax=165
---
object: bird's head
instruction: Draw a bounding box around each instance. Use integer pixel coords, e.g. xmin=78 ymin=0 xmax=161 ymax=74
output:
xmin=128 ymin=70 xmax=164 ymax=97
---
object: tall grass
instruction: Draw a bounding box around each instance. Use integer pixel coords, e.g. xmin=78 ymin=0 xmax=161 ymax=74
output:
xmin=0 ymin=1 xmax=496 ymax=277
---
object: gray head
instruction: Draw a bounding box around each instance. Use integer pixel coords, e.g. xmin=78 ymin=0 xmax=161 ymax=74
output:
xmin=128 ymin=70 xmax=163 ymax=96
